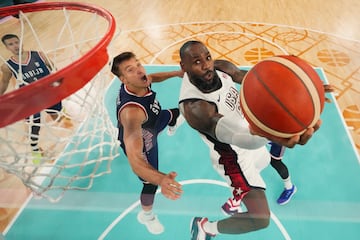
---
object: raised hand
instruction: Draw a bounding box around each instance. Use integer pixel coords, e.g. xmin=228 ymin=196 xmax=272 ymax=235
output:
xmin=160 ymin=171 xmax=183 ymax=200
xmin=250 ymin=119 xmax=322 ymax=148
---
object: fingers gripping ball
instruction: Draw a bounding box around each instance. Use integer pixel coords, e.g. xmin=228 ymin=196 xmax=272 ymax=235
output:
xmin=240 ymin=55 xmax=325 ymax=138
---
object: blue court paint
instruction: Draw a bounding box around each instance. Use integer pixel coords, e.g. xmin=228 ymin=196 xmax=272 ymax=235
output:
xmin=5 ymin=66 xmax=360 ymax=240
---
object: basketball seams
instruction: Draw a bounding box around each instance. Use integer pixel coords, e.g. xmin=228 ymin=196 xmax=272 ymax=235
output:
xmin=270 ymin=56 xmax=321 ymax=127
xmin=251 ymin=64 xmax=309 ymax=129
xmin=240 ymin=56 xmax=323 ymax=138
xmin=240 ymin=86 xmax=303 ymax=138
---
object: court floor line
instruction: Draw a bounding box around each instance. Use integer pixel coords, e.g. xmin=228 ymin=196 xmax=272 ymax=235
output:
xmin=98 ymin=179 xmax=291 ymax=240
xmin=317 ymin=68 xmax=360 ymax=164
xmin=120 ymin=20 xmax=360 ymax=43
xmin=147 ymin=31 xmax=289 ymax=64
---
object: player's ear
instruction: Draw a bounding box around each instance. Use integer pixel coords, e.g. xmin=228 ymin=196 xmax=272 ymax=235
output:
xmin=118 ymin=75 xmax=125 ymax=83
xmin=180 ymin=61 xmax=185 ymax=70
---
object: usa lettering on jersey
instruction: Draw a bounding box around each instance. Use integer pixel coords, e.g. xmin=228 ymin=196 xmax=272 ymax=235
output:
xmin=225 ymin=86 xmax=244 ymax=119
xmin=225 ymin=86 xmax=239 ymax=111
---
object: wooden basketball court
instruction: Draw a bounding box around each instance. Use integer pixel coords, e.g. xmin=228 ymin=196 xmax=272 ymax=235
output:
xmin=0 ymin=0 xmax=359 ymax=239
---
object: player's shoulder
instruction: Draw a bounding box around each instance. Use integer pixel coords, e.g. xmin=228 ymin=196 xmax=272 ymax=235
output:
xmin=0 ymin=62 xmax=11 ymax=72
xmin=29 ymin=50 xmax=44 ymax=58
xmin=31 ymin=51 xmax=44 ymax=57
xmin=29 ymin=50 xmax=40 ymax=53
xmin=119 ymin=103 xmax=147 ymax=124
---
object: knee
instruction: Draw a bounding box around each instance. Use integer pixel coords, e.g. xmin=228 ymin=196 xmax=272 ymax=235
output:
xmin=141 ymin=183 xmax=158 ymax=195
xmin=140 ymin=183 xmax=158 ymax=206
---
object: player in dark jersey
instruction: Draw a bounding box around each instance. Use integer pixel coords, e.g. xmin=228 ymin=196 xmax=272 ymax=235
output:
xmin=178 ymin=40 xmax=322 ymax=240
xmin=0 ymin=34 xmax=72 ymax=163
xmin=9 ymin=1 xmax=36 ymax=18
xmin=111 ymin=52 xmax=184 ymax=235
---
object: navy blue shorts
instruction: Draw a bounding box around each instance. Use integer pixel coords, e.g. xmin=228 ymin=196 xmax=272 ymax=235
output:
xmin=269 ymin=142 xmax=285 ymax=159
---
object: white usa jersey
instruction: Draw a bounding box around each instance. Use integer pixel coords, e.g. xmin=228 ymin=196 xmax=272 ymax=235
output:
xmin=179 ymin=70 xmax=269 ymax=194
xmin=179 ymin=70 xmax=246 ymax=126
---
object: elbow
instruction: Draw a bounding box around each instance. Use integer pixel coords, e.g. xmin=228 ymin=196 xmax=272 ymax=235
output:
xmin=255 ymin=217 xmax=270 ymax=230
xmin=127 ymin=157 xmax=142 ymax=177
xmin=241 ymin=213 xmax=270 ymax=232
xmin=130 ymin=166 xmax=139 ymax=176
xmin=129 ymin=164 xmax=139 ymax=176
xmin=129 ymin=162 xmax=143 ymax=178
xmin=247 ymin=137 xmax=268 ymax=149
xmin=252 ymin=210 xmax=271 ymax=230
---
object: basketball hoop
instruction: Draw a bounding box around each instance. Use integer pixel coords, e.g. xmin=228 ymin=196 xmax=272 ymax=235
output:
xmin=0 ymin=2 xmax=115 ymax=128
xmin=0 ymin=2 xmax=119 ymax=202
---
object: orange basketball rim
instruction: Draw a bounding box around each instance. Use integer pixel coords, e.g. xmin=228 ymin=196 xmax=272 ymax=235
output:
xmin=0 ymin=2 xmax=116 ymax=128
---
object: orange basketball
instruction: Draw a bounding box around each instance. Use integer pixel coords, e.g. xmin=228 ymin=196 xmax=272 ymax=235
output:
xmin=239 ymin=55 xmax=325 ymax=138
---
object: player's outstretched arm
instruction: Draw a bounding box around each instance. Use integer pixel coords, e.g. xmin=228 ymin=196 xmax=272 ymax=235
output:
xmin=250 ymin=119 xmax=321 ymax=148
xmin=159 ymin=172 xmax=183 ymax=200
xmin=181 ymin=98 xmax=321 ymax=149
xmin=214 ymin=59 xmax=247 ymax=84
xmin=148 ymin=70 xmax=184 ymax=83
xmin=180 ymin=99 xmax=268 ymax=149
xmin=120 ymin=105 xmax=182 ymax=200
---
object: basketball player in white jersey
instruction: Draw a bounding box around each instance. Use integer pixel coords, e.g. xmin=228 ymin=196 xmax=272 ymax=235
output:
xmin=213 ymin=60 xmax=296 ymax=211
xmin=0 ymin=34 xmax=72 ymax=163
xmin=213 ymin=59 xmax=333 ymax=210
xmin=178 ymin=40 xmax=321 ymax=239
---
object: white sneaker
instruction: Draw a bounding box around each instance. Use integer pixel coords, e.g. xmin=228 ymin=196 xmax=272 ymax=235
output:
xmin=167 ymin=114 xmax=185 ymax=136
xmin=137 ymin=211 xmax=164 ymax=235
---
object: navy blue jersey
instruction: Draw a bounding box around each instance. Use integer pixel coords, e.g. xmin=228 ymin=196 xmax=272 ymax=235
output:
xmin=116 ymin=83 xmax=172 ymax=176
xmin=7 ymin=51 xmax=61 ymax=118
xmin=7 ymin=51 xmax=51 ymax=87
xmin=116 ymin=83 xmax=163 ymax=150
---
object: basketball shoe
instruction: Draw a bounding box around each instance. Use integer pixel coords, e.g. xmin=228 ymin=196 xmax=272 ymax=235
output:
xmin=221 ymin=197 xmax=242 ymax=216
xmin=167 ymin=108 xmax=185 ymax=136
xmin=190 ymin=217 xmax=215 ymax=240
xmin=277 ymin=185 xmax=297 ymax=205
xmin=137 ymin=210 xmax=164 ymax=235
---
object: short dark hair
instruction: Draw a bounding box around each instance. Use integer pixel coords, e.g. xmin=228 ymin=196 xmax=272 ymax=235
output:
xmin=179 ymin=40 xmax=203 ymax=60
xmin=111 ymin=51 xmax=136 ymax=77
xmin=1 ymin=34 xmax=19 ymax=45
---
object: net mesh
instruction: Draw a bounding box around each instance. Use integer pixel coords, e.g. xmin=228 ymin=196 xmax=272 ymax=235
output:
xmin=0 ymin=3 xmax=119 ymax=202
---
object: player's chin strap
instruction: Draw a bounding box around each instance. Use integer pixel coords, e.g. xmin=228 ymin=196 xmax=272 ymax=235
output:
xmin=215 ymin=116 xmax=268 ymax=149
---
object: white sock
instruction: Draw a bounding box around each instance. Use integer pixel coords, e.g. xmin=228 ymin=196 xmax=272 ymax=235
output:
xmin=283 ymin=177 xmax=293 ymax=190
xmin=31 ymin=146 xmax=40 ymax=152
xmin=142 ymin=210 xmax=154 ymax=220
xmin=203 ymin=220 xmax=219 ymax=235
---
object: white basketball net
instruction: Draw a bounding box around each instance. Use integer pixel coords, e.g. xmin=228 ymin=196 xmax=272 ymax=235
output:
xmin=0 ymin=5 xmax=119 ymax=202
